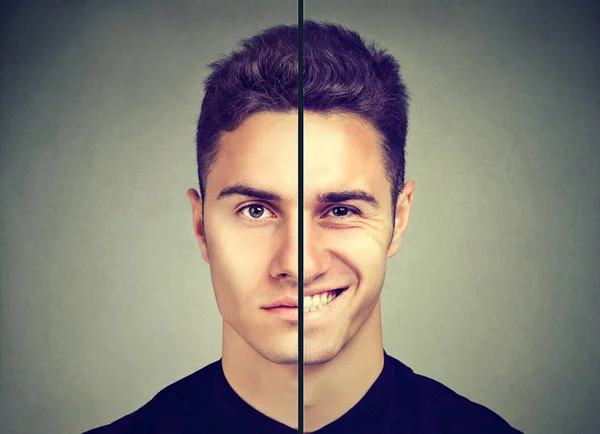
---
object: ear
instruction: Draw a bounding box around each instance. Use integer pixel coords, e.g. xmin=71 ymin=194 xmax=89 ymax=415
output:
xmin=387 ymin=180 xmax=415 ymax=258
xmin=187 ymin=188 xmax=210 ymax=264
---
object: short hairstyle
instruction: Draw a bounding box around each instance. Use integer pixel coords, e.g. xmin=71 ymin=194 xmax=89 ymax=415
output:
xmin=196 ymin=20 xmax=409 ymax=212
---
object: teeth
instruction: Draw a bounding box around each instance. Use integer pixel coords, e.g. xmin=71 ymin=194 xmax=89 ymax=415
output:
xmin=303 ymin=290 xmax=338 ymax=312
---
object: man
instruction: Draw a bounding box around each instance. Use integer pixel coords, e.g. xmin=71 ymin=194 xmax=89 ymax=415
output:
xmin=85 ymin=20 xmax=523 ymax=433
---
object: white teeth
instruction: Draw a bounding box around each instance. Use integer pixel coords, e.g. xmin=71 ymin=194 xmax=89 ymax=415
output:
xmin=304 ymin=296 xmax=312 ymax=308
xmin=303 ymin=290 xmax=339 ymax=312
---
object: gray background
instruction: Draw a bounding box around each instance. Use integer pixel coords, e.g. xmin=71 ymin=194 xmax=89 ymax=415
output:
xmin=1 ymin=0 xmax=598 ymax=433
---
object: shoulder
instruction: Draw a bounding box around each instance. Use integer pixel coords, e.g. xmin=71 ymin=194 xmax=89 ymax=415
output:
xmin=386 ymin=355 xmax=523 ymax=434
xmin=82 ymin=360 xmax=221 ymax=434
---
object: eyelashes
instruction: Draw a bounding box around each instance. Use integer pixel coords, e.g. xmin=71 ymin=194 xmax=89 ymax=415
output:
xmin=237 ymin=204 xmax=276 ymax=223
xmin=236 ymin=203 xmax=360 ymax=223
xmin=323 ymin=206 xmax=359 ymax=220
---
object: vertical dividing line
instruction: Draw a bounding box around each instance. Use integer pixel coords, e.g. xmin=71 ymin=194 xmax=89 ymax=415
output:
xmin=297 ymin=1 xmax=304 ymax=433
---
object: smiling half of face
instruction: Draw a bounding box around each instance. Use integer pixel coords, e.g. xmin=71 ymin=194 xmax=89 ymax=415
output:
xmin=189 ymin=110 xmax=413 ymax=366
xmin=302 ymin=112 xmax=413 ymax=365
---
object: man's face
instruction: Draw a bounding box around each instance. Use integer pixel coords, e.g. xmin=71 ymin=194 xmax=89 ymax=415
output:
xmin=189 ymin=111 xmax=413 ymax=365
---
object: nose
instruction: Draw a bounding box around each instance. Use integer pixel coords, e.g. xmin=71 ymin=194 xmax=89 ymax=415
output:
xmin=269 ymin=217 xmax=299 ymax=283
xmin=303 ymin=221 xmax=329 ymax=285
xmin=269 ymin=214 xmax=328 ymax=286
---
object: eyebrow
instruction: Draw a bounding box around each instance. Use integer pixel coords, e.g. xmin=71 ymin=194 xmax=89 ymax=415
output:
xmin=216 ymin=183 xmax=379 ymax=209
xmin=216 ymin=183 xmax=283 ymax=202
xmin=316 ymin=189 xmax=380 ymax=209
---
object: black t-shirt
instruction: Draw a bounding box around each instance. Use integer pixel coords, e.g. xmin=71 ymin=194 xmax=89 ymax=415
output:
xmin=84 ymin=352 xmax=523 ymax=433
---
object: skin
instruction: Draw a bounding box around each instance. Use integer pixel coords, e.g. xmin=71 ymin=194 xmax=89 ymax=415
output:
xmin=187 ymin=111 xmax=415 ymax=431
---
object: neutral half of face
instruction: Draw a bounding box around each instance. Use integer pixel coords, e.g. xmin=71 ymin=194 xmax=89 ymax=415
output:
xmin=188 ymin=111 xmax=414 ymax=365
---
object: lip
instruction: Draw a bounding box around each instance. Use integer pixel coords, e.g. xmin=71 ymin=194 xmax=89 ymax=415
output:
xmin=263 ymin=296 xmax=298 ymax=309
xmin=263 ymin=287 xmax=349 ymax=322
xmin=303 ymin=287 xmax=347 ymax=298
xmin=263 ymin=287 xmax=348 ymax=309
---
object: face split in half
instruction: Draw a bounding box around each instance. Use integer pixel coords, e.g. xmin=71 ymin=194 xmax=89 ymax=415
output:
xmin=189 ymin=111 xmax=413 ymax=366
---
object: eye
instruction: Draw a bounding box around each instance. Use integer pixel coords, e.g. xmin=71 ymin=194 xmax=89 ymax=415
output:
xmin=238 ymin=204 xmax=276 ymax=221
xmin=324 ymin=206 xmax=359 ymax=219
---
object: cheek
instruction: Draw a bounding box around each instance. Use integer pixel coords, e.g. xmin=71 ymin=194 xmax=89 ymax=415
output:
xmin=326 ymin=225 xmax=391 ymax=259
xmin=326 ymin=228 xmax=390 ymax=285
xmin=205 ymin=219 xmax=275 ymax=302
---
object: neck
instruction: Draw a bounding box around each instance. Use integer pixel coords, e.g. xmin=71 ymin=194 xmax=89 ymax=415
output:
xmin=221 ymin=300 xmax=384 ymax=432
xmin=221 ymin=322 xmax=299 ymax=429
xmin=303 ymin=300 xmax=384 ymax=432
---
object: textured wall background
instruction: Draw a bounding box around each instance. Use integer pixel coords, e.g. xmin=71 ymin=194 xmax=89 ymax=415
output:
xmin=1 ymin=1 xmax=598 ymax=433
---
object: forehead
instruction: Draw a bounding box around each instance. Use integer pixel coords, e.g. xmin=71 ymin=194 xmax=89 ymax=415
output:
xmin=208 ymin=111 xmax=388 ymax=201
xmin=303 ymin=112 xmax=386 ymax=194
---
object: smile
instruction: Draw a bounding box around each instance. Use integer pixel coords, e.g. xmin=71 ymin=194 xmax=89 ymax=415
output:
xmin=262 ymin=288 xmax=348 ymax=322
xmin=303 ymin=288 xmax=345 ymax=312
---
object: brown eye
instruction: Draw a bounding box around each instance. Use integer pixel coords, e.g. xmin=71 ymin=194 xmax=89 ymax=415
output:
xmin=332 ymin=207 xmax=349 ymax=217
xmin=239 ymin=204 xmax=275 ymax=220
xmin=248 ymin=205 xmax=265 ymax=218
xmin=326 ymin=206 xmax=359 ymax=219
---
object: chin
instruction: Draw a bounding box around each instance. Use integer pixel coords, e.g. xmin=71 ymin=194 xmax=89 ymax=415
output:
xmin=254 ymin=344 xmax=299 ymax=365
xmin=302 ymin=341 xmax=344 ymax=366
